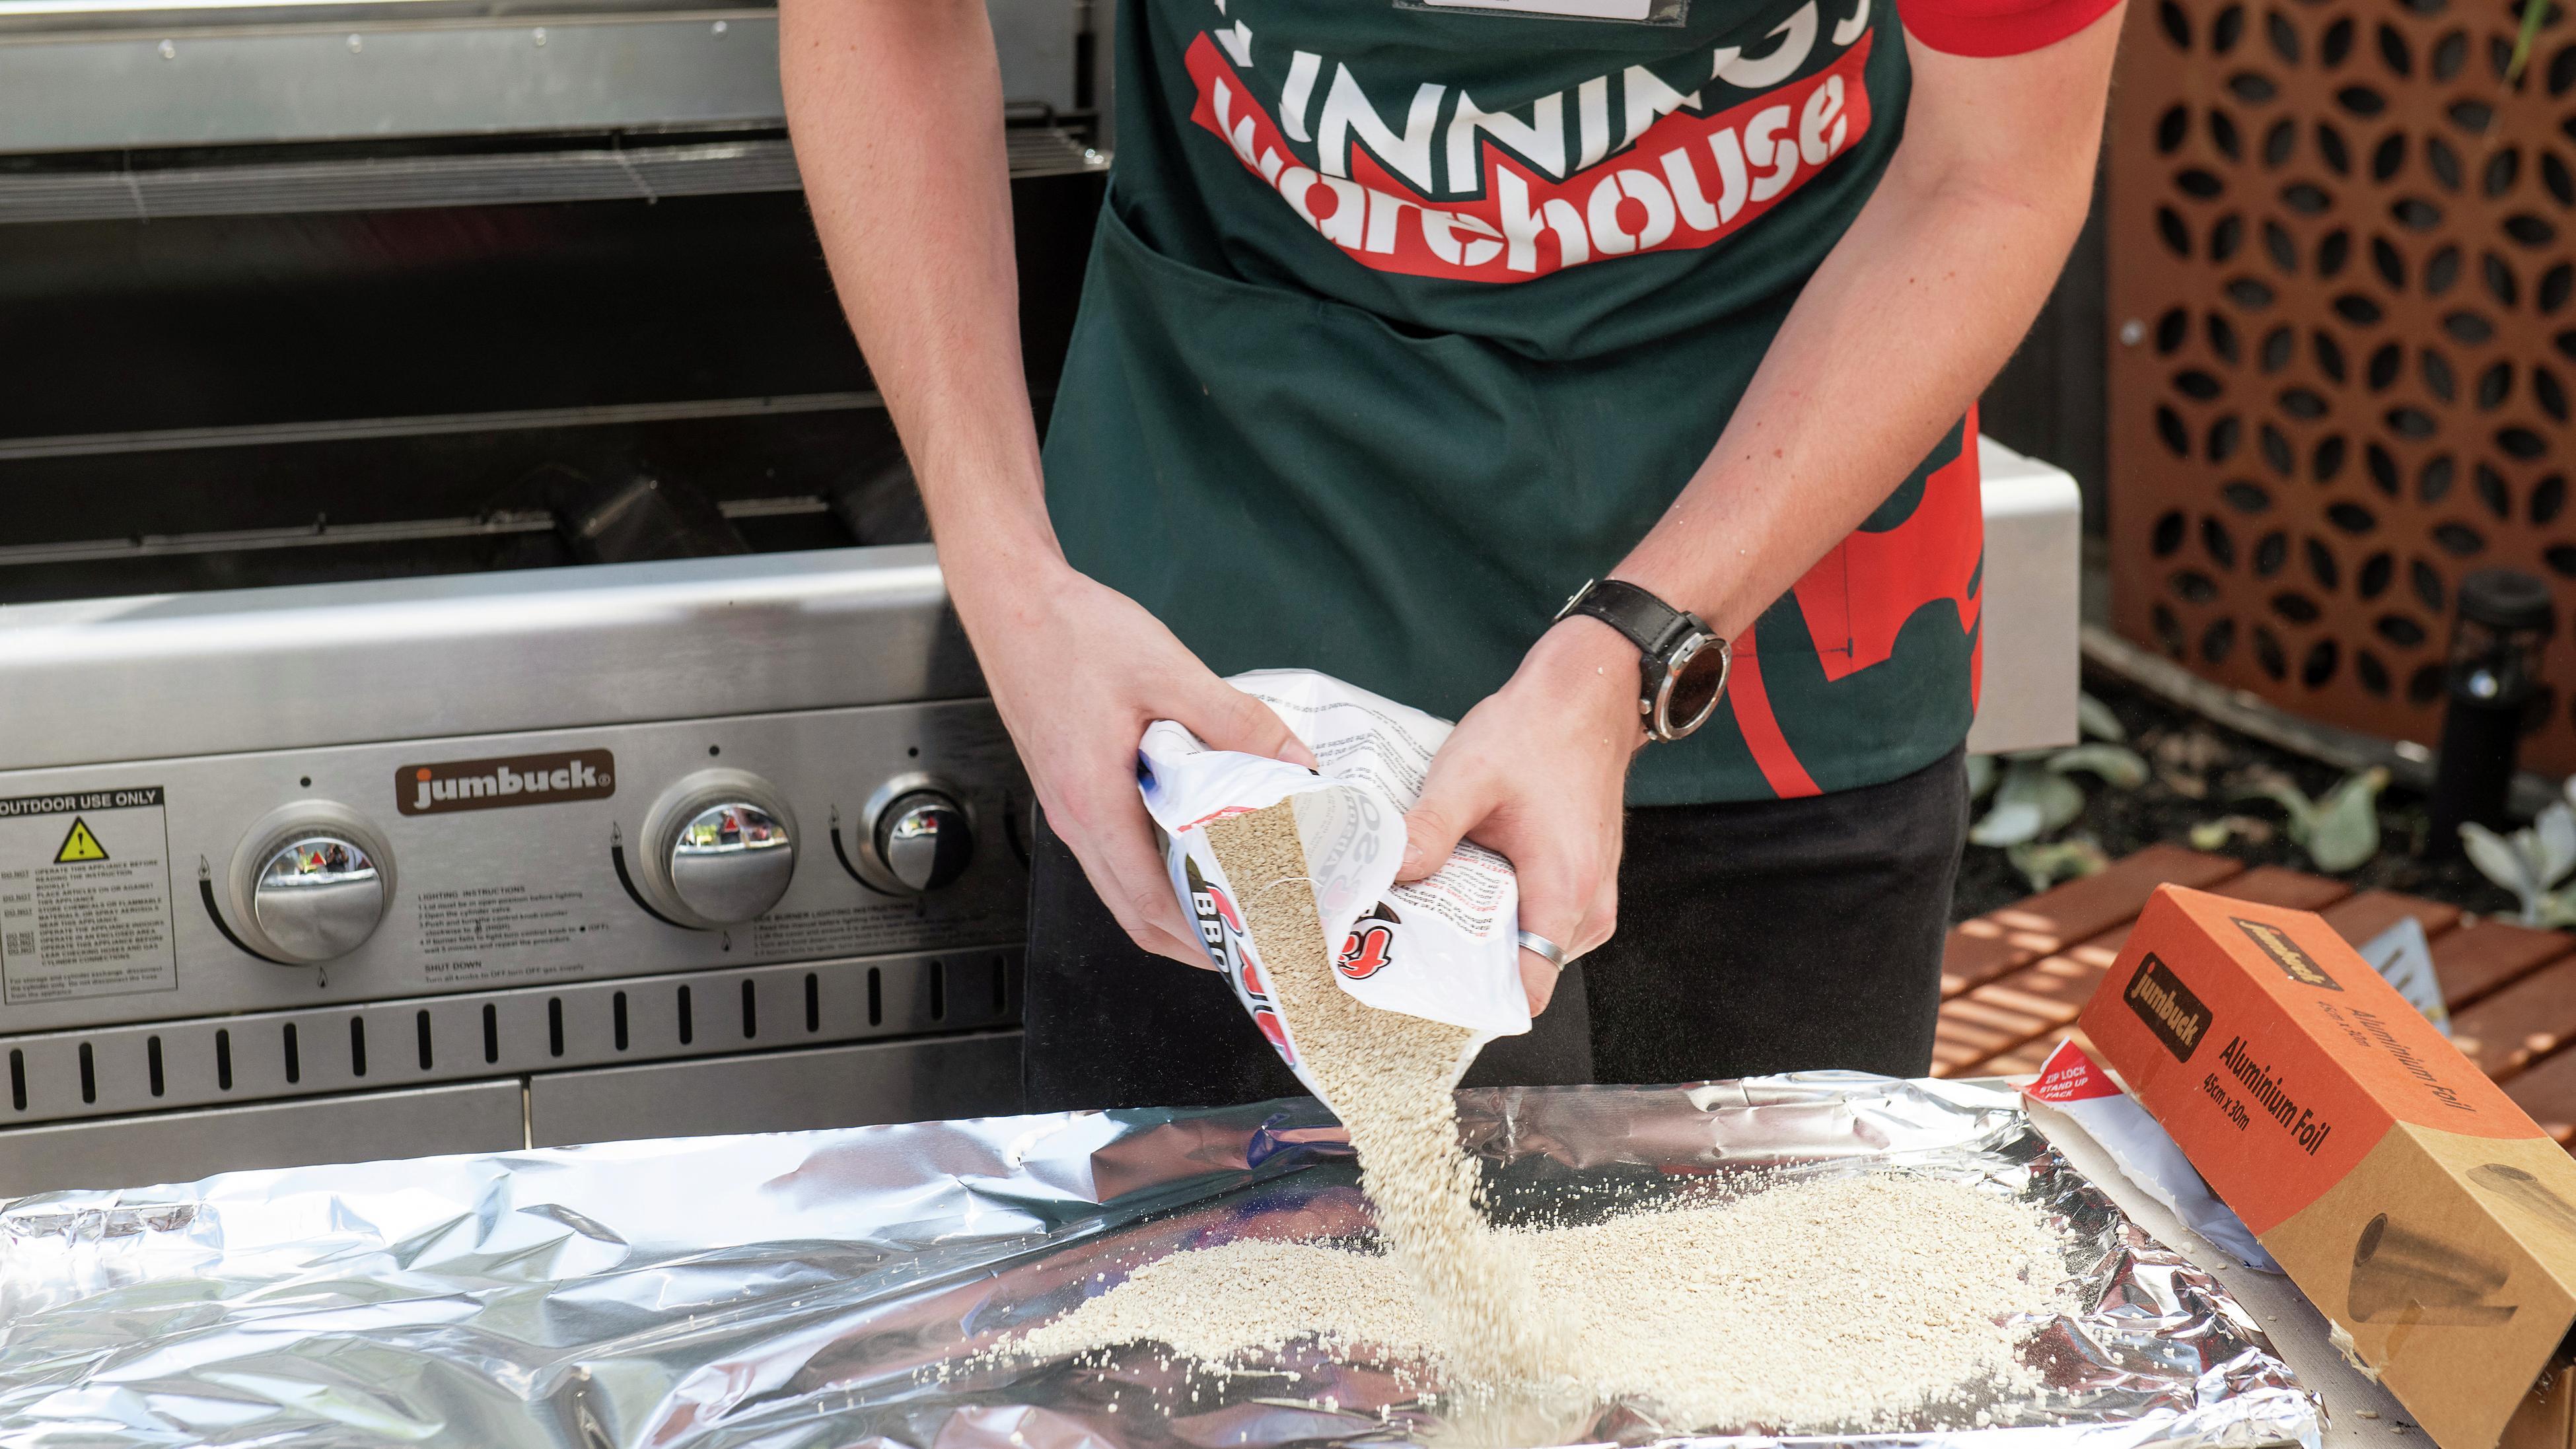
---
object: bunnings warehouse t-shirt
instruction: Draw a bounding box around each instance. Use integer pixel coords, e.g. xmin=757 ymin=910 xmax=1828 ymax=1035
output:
xmin=1041 ymin=0 xmax=2105 ymax=804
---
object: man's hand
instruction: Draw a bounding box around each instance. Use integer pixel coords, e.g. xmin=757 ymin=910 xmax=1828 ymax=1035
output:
xmin=956 ymin=558 xmax=1314 ymax=968
xmin=1396 ymin=619 xmax=1643 ymax=1016
xmin=782 ymin=0 xmax=1312 ymax=966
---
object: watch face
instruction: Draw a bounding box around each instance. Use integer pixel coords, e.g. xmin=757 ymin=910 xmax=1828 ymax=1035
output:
xmin=1660 ymin=635 xmax=1730 ymax=737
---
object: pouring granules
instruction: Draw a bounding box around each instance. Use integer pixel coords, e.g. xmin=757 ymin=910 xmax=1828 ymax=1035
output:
xmin=1199 ymin=802 xmax=1558 ymax=1385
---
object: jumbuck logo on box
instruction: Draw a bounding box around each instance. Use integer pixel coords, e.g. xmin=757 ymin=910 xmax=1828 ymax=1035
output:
xmin=2126 ymin=953 xmax=2212 ymax=1062
xmin=397 ymin=750 xmax=616 ymax=816
xmin=2233 ymin=915 xmax=2343 ymax=991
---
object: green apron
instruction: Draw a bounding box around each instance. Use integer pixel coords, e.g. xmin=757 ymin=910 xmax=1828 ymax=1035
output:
xmin=1043 ymin=0 xmax=1985 ymax=806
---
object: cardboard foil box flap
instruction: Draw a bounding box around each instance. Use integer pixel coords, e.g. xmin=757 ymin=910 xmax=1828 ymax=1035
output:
xmin=2079 ymin=886 xmax=2576 ymax=1449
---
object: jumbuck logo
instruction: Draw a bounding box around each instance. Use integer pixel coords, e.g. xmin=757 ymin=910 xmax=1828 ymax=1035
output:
xmin=2126 ymin=954 xmax=2213 ymax=1062
xmin=2232 ymin=916 xmax=2342 ymax=991
xmin=397 ymin=749 xmax=616 ymax=816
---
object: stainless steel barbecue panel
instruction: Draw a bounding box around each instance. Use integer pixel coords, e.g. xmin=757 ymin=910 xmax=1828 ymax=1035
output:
xmin=0 ymin=1078 xmax=525 ymax=1197
xmin=0 ymin=949 xmax=1017 ymax=1126
xmin=0 ymin=548 xmax=979 ymax=769
xmin=0 ymin=129 xmax=1104 ymax=225
xmin=524 ymin=1029 xmax=1022 ymax=1146
xmin=0 ymin=0 xmax=778 ymax=30
xmin=1 ymin=16 xmax=784 ymax=155
xmin=0 ymin=697 xmax=1026 ymax=1032
xmin=0 ymin=0 xmax=1079 ymax=153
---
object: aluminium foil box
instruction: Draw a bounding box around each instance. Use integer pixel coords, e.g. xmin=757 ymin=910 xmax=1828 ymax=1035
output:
xmin=2079 ymin=884 xmax=2576 ymax=1449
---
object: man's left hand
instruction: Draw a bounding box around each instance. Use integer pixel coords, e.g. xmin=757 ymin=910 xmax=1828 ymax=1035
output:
xmin=1396 ymin=618 xmax=1646 ymax=1016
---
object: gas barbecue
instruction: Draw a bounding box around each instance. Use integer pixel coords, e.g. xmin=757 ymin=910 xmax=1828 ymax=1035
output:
xmin=0 ymin=0 xmax=2083 ymax=1199
xmin=0 ymin=0 xmax=1105 ymax=1197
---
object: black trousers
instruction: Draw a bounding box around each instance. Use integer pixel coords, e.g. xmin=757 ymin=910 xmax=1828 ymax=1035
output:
xmin=1021 ymin=745 xmax=1970 ymax=1112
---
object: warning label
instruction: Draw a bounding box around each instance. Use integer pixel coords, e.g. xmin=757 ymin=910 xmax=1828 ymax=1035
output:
xmin=0 ymin=787 xmax=178 ymax=1006
xmin=54 ymin=818 xmax=106 ymax=863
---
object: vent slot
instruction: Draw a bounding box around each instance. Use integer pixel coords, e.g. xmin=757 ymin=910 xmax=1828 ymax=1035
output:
xmin=0 ymin=948 xmax=1015 ymax=1126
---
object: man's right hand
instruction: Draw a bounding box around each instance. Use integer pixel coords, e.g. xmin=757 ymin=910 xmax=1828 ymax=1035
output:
xmin=954 ymin=559 xmax=1316 ymax=967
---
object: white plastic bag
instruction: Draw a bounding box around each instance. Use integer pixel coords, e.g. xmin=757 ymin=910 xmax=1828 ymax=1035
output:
xmin=1138 ymin=669 xmax=1531 ymax=1096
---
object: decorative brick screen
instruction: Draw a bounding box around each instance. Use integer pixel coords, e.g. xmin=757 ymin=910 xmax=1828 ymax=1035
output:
xmin=2106 ymin=0 xmax=2576 ymax=769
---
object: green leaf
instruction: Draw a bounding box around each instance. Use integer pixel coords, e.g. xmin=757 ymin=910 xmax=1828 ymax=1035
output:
xmin=1966 ymin=754 xmax=1998 ymax=802
xmin=2077 ymin=692 xmax=2128 ymax=743
xmin=2009 ymin=837 xmax=2110 ymax=892
xmin=2536 ymin=803 xmax=2576 ymax=889
xmin=2542 ymin=887 xmax=2576 ymax=931
xmin=2048 ymin=744 xmax=2150 ymax=789
xmin=2189 ymin=814 xmax=2277 ymax=851
xmin=2040 ymin=773 xmax=2088 ymax=832
xmin=2462 ymin=821 xmax=2546 ymax=921
xmin=1991 ymin=759 xmax=2088 ymax=835
xmin=2235 ymin=778 xmax=2319 ymax=835
xmin=2305 ymin=768 xmax=2386 ymax=873
xmin=2508 ymin=0 xmax=2548 ymax=84
xmin=1971 ymin=799 xmax=2046 ymax=847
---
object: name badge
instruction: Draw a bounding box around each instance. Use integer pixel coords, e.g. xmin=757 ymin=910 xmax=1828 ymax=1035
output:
xmin=1400 ymin=0 xmax=1687 ymax=22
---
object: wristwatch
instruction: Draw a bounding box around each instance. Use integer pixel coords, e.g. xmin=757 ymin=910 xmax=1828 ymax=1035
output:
xmin=1554 ymin=579 xmax=1732 ymax=743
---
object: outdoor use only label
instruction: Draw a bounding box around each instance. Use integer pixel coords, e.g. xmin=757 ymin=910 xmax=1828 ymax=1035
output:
xmin=0 ymin=787 xmax=179 ymax=1005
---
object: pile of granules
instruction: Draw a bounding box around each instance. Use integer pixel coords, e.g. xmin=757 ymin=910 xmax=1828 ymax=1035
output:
xmin=1200 ymin=803 xmax=1558 ymax=1384
xmin=1007 ymin=799 xmax=2071 ymax=1433
xmin=1011 ymin=1170 xmax=2069 ymax=1433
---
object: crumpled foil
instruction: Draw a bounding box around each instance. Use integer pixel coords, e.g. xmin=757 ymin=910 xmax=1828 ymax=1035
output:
xmin=0 ymin=1073 xmax=2319 ymax=1449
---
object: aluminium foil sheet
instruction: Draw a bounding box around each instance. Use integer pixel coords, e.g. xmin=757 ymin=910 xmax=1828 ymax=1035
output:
xmin=0 ymin=1074 xmax=2319 ymax=1449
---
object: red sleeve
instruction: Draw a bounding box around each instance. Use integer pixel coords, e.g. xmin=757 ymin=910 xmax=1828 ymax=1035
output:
xmin=1900 ymin=0 xmax=2121 ymax=57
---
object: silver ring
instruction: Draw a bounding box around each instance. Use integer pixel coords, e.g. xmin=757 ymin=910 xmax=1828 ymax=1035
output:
xmin=1515 ymin=929 xmax=1567 ymax=970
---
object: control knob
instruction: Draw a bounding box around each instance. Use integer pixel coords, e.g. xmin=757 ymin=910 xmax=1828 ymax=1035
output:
xmin=638 ymin=769 xmax=799 ymax=927
xmin=230 ymin=803 xmax=395 ymax=964
xmin=849 ymin=774 xmax=976 ymax=895
xmin=876 ymin=789 xmax=974 ymax=892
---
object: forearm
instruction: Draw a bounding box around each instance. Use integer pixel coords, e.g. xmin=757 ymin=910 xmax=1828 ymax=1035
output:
xmin=779 ymin=0 xmax=1063 ymax=604
xmin=1612 ymin=24 xmax=2118 ymax=640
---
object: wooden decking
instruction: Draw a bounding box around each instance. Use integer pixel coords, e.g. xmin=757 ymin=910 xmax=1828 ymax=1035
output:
xmin=1933 ymin=844 xmax=2576 ymax=1144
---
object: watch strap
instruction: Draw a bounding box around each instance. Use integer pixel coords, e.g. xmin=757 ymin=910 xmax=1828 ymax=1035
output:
xmin=1556 ymin=578 xmax=1699 ymax=660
